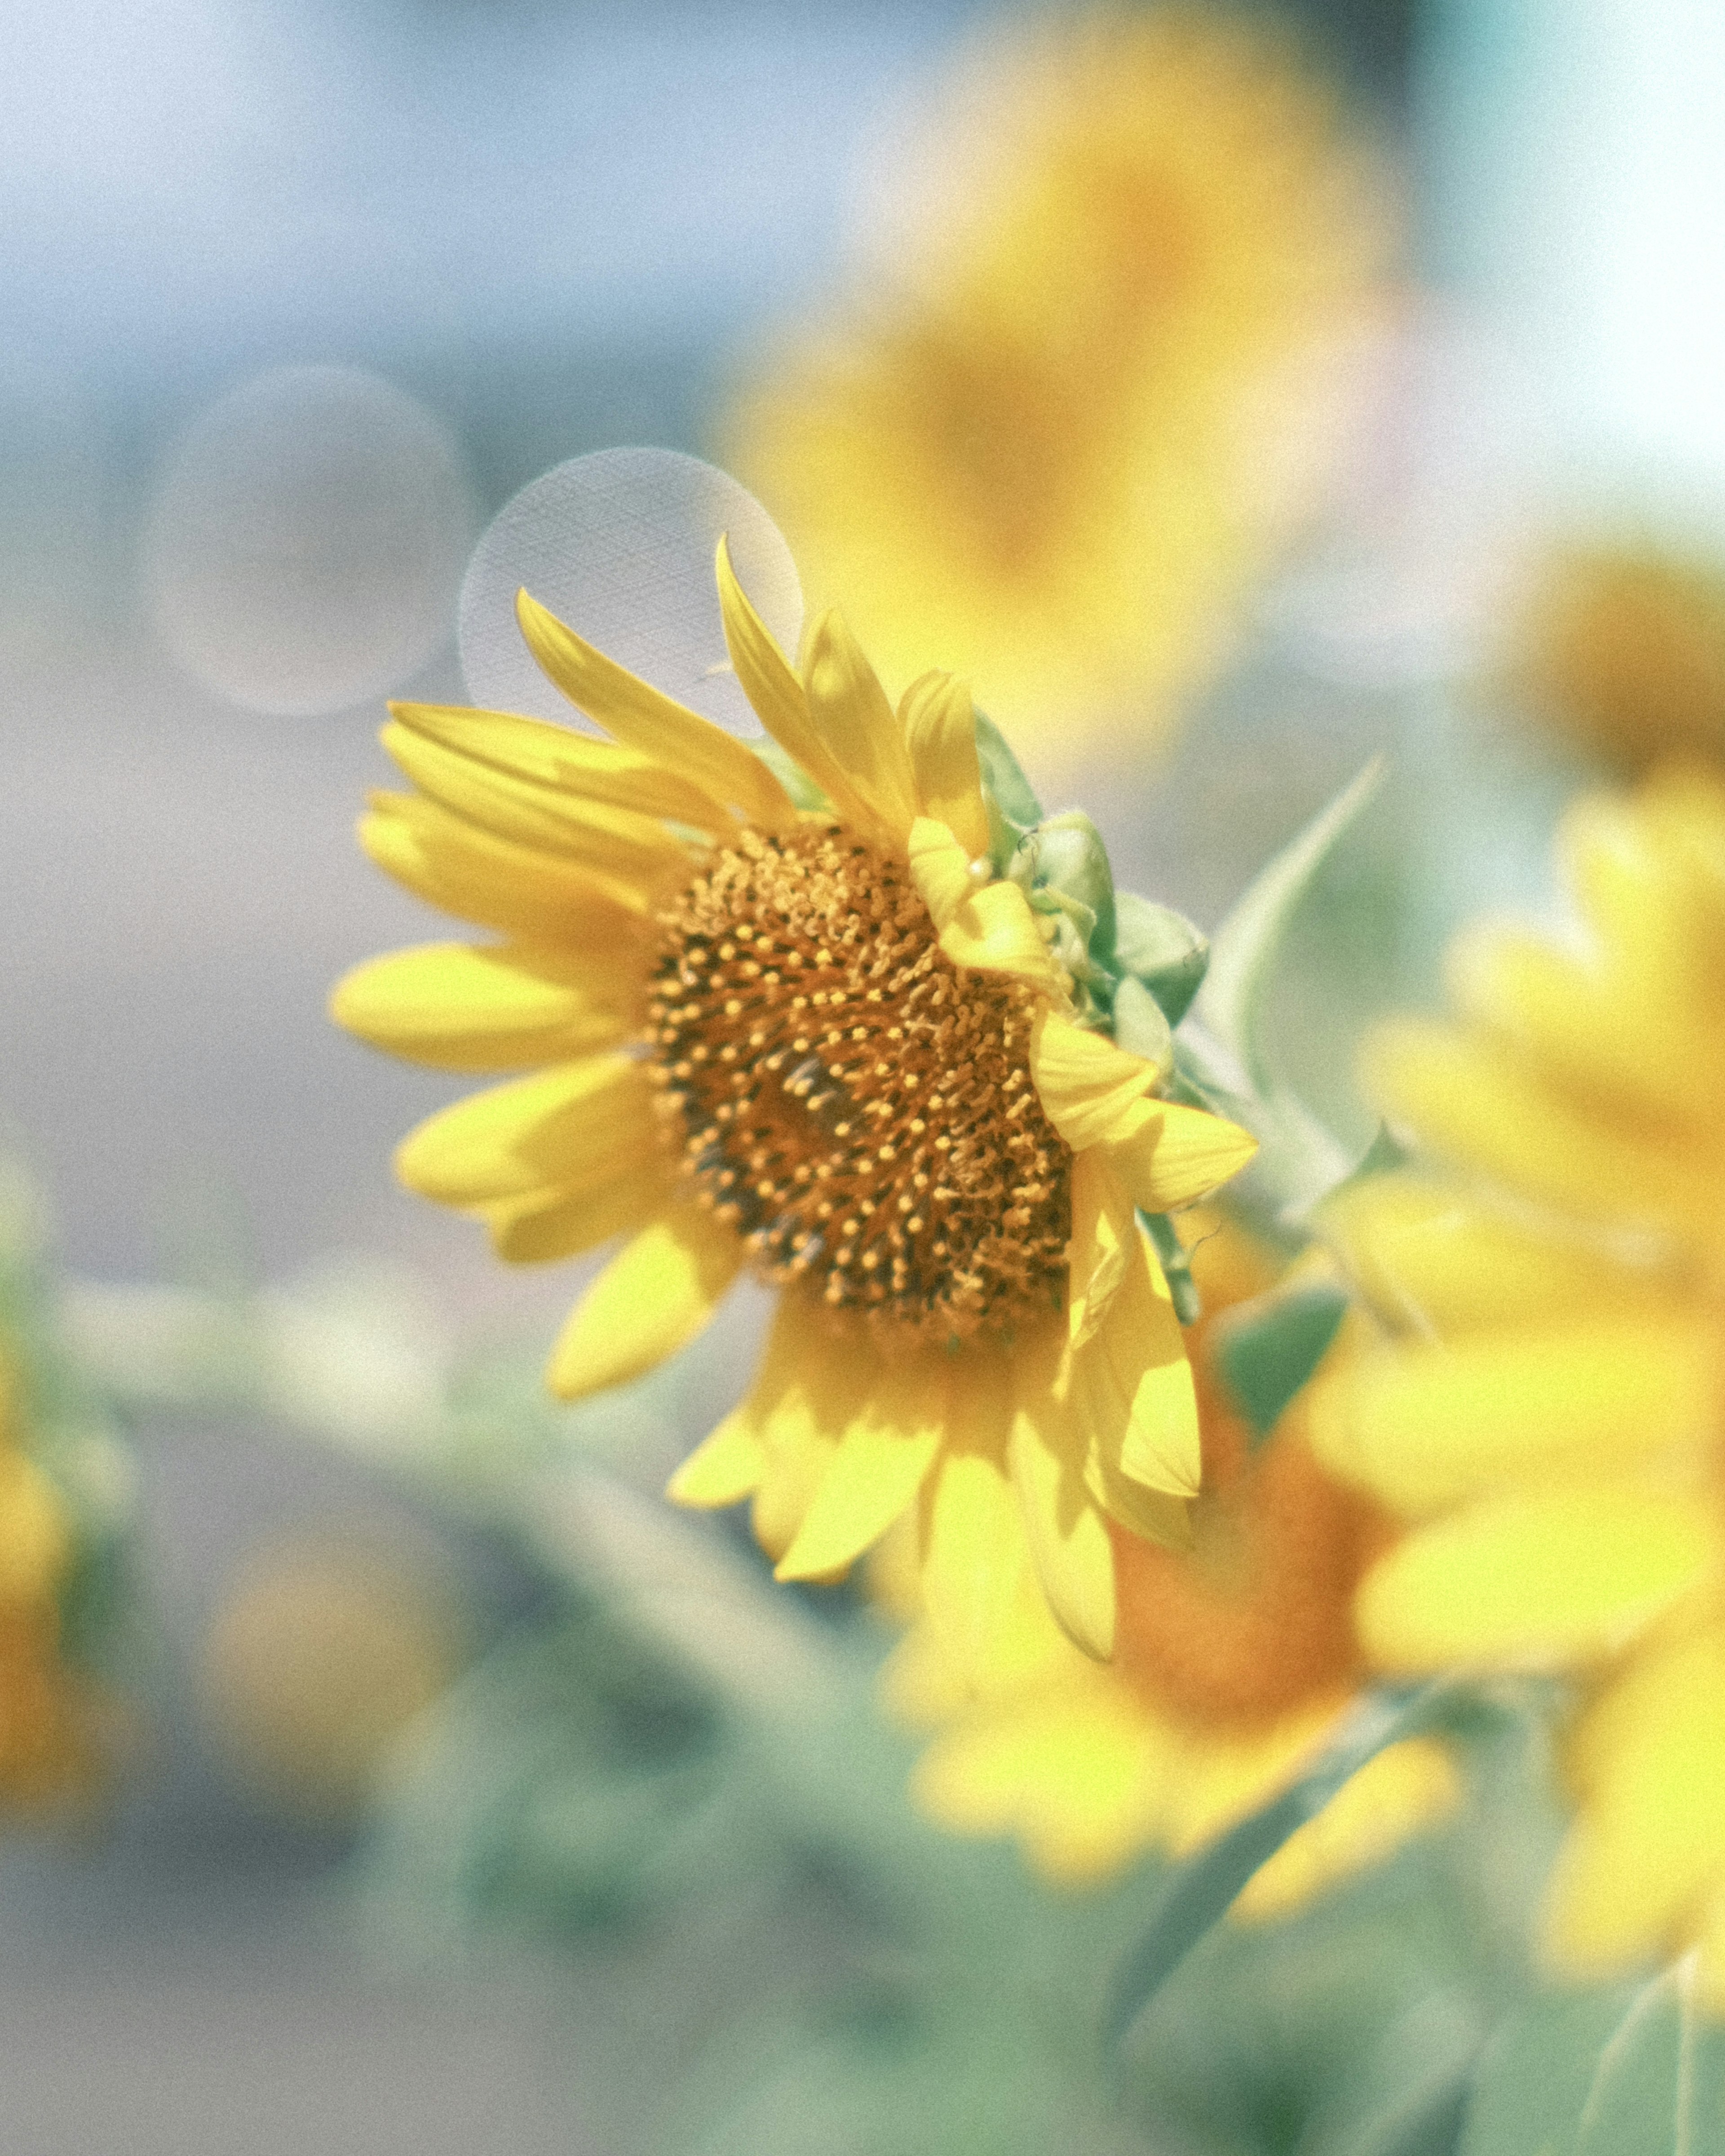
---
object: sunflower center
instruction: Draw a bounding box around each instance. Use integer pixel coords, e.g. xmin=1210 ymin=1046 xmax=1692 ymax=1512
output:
xmin=648 ymin=826 xmax=1072 ymax=1342
xmin=1110 ymin=1357 xmax=1373 ymax=1728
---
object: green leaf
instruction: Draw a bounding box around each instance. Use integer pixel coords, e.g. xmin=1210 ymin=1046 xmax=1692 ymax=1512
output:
xmin=1111 ymin=977 xmax=1173 ymax=1071
xmin=973 ymin=710 xmax=1042 ymax=860
xmin=1113 ymin=892 xmax=1210 ymax=1026
xmin=1010 ymin=811 xmax=1116 ymax=960
xmin=1212 ymin=1280 xmax=1349 ymax=1445
xmin=1195 ymin=758 xmax=1384 ymax=1099
xmin=1106 ymin=1681 xmax=1451 ymax=2050
xmin=1462 ymin=1960 xmax=1725 ymax=2156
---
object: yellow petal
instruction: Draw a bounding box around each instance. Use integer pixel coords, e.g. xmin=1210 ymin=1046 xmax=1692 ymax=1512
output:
xmin=361 ymin=790 xmax=650 ymax=943
xmin=1356 ymin=1489 xmax=1717 ymax=1669
xmin=388 ymin=701 xmax=737 ymax=833
xmin=901 ymin=670 xmax=990 ymax=859
xmin=395 ymin=1056 xmax=659 ymax=1206
xmin=907 ymin=816 xmax=982 ymax=933
xmin=1108 ymin=1100 xmax=1257 ymax=1213
xmin=714 ymin=534 xmax=873 ymax=828
xmin=1365 ymin=1019 xmax=1706 ymax=1241
xmin=746 ymin=1303 xmax=876 ymax=1561
xmin=547 ymin=1200 xmax=744 ymax=1400
xmin=1009 ymin=1340 xmax=1116 ymax=1659
xmin=801 ymin=606 xmax=920 ymax=842
xmin=331 ymin=941 xmax=640 ymax=1072
xmin=515 ymin=588 xmax=797 ymax=833
xmin=1546 ymin=1620 xmax=1725 ymax=1973
xmin=1030 ymin=1009 xmax=1163 ymax=1151
xmin=381 ymin=717 xmax=695 ymax=890
xmin=775 ymin=1350 xmax=944 ymax=1580
xmin=1237 ymin=1735 xmax=1460 ymax=1922
xmin=917 ymin=1354 xmax=1027 ymax=1682
xmin=666 ymin=1404 xmax=767 ymax=1508
xmin=1310 ymin=1312 xmax=1721 ymax=1513
xmin=1068 ymin=1231 xmax=1201 ymax=1500
xmin=939 ymin=879 xmax=1064 ymax=992
xmin=482 ymin=1154 xmax=672 ymax=1263
xmin=1319 ymin=1173 xmax=1626 ymax=1340
xmin=1065 ymin=1151 xmax=1136 ymax=1352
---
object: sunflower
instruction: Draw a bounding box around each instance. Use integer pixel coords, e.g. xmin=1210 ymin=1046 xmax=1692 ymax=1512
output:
xmin=0 ymin=1347 xmax=102 ymax=1806
xmin=332 ymin=543 xmax=1256 ymax=1656
xmin=886 ymin=1216 xmax=1455 ymax=1910
xmin=1309 ymin=764 xmax=1725 ymax=1997
xmin=722 ymin=7 xmax=1391 ymax=757
xmin=1513 ymin=543 xmax=1725 ymax=775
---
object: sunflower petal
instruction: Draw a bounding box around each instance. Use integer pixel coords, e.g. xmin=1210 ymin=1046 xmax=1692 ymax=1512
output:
xmin=1108 ymin=1100 xmax=1257 ymax=1212
xmin=515 ymin=588 xmax=797 ymax=832
xmin=361 ymin=791 xmax=650 ymax=943
xmin=1068 ymin=1231 xmax=1202 ymax=1499
xmin=395 ymin=1056 xmax=658 ymax=1206
xmin=714 ymin=535 xmax=873 ymax=827
xmin=908 ymin=817 xmax=981 ymax=933
xmin=1009 ymin=1341 xmax=1116 ymax=1660
xmin=801 ymin=606 xmax=920 ymax=842
xmin=917 ymin=1355 xmax=1026 ymax=1681
xmin=1030 ymin=1009 xmax=1163 ymax=1149
xmin=665 ymin=1405 xmax=768 ymax=1508
xmin=331 ymin=941 xmax=638 ymax=1071
xmin=486 ymin=1160 xmax=672 ymax=1264
xmin=902 ymin=670 xmax=990 ymax=859
xmin=1356 ymin=1489 xmax=1717 ymax=1669
xmin=547 ymin=1200 xmax=744 ymax=1400
xmin=940 ymin=879 xmax=1064 ymax=991
xmin=775 ymin=1352 xmax=944 ymax=1580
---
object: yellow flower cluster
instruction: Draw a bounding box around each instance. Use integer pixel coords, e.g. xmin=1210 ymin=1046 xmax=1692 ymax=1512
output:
xmin=1313 ymin=765 xmax=1725 ymax=1998
xmin=0 ymin=1351 xmax=99 ymax=1808
xmin=334 ymin=545 xmax=1256 ymax=1659
xmin=723 ymin=7 xmax=1392 ymax=760
xmin=888 ymin=1216 xmax=1455 ymax=1911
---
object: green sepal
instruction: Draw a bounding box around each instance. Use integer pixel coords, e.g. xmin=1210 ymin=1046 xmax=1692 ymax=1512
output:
xmin=1111 ymin=977 xmax=1173 ymax=1073
xmin=1212 ymin=1281 xmax=1349 ymax=1446
xmin=1141 ymin=1209 xmax=1200 ymax=1324
xmin=1113 ymin=892 xmax=1210 ymax=1026
xmin=973 ymin=710 xmax=1042 ymax=870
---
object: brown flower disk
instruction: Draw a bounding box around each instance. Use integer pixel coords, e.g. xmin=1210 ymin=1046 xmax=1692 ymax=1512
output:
xmin=650 ymin=827 xmax=1071 ymax=1342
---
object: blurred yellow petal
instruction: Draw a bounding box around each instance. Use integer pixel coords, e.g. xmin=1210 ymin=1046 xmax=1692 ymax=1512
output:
xmin=331 ymin=941 xmax=638 ymax=1072
xmin=515 ymin=587 xmax=797 ymax=833
xmin=939 ymin=878 xmax=1063 ymax=989
xmin=1108 ymin=1099 xmax=1257 ymax=1213
xmin=1357 ymin=1490 xmax=1717 ymax=1670
xmin=1312 ymin=1314 xmax=1721 ymax=1513
xmin=901 ymin=670 xmax=990 ymax=859
xmin=1320 ymin=1173 xmax=1625 ymax=1339
xmin=1546 ymin=1620 xmax=1725 ymax=1974
xmin=395 ymin=1056 xmax=658 ymax=1207
xmin=547 ymin=1200 xmax=743 ymax=1401
xmin=776 ymin=1350 xmax=945 ymax=1580
xmin=917 ymin=1355 xmax=1026 ymax=1683
xmin=483 ymin=1156 xmax=672 ymax=1265
xmin=801 ymin=606 xmax=920 ymax=843
xmin=1237 ymin=1736 xmax=1460 ymax=1922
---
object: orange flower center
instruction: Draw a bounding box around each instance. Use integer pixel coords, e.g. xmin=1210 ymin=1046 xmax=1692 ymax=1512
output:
xmin=649 ymin=826 xmax=1071 ymax=1342
xmin=1112 ymin=1346 xmax=1375 ymax=1728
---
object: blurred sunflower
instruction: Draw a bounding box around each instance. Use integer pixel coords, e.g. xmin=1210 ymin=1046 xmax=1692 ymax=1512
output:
xmin=722 ymin=7 xmax=1392 ymax=757
xmin=1513 ymin=544 xmax=1725 ymax=775
xmin=333 ymin=543 xmax=1255 ymax=1656
xmin=886 ymin=1217 xmax=1455 ymax=1910
xmin=0 ymin=1347 xmax=105 ymax=1807
xmin=1310 ymin=765 xmax=1725 ymax=1998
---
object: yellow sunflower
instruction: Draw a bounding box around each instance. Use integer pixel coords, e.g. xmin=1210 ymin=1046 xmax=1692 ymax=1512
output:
xmin=0 ymin=1349 xmax=102 ymax=1806
xmin=1513 ymin=543 xmax=1725 ymax=776
xmin=1309 ymin=763 xmax=1725 ymax=1998
xmin=332 ymin=543 xmax=1256 ymax=1656
xmin=723 ymin=7 xmax=1392 ymax=757
xmin=885 ymin=1218 xmax=1456 ymax=1913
